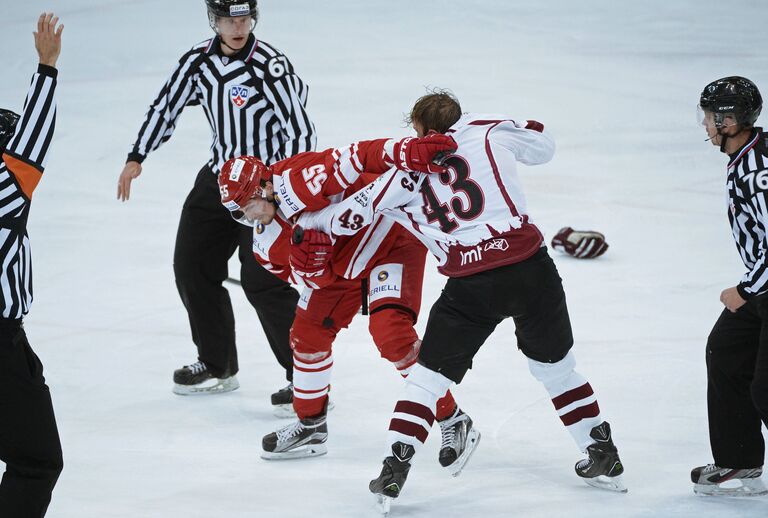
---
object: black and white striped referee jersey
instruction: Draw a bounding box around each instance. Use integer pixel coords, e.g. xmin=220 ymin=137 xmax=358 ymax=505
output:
xmin=128 ymin=34 xmax=316 ymax=172
xmin=726 ymin=127 xmax=768 ymax=299
xmin=0 ymin=64 xmax=58 ymax=319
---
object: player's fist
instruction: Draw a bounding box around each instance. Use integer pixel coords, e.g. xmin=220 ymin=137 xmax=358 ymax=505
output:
xmin=551 ymin=227 xmax=608 ymax=259
xmin=290 ymin=226 xmax=334 ymax=277
xmin=393 ymin=134 xmax=457 ymax=174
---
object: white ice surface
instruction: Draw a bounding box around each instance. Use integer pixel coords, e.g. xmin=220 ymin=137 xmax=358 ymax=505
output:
xmin=1 ymin=1 xmax=768 ymax=516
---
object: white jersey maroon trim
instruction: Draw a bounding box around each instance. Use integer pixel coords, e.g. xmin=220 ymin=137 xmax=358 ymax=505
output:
xmin=297 ymin=113 xmax=555 ymax=277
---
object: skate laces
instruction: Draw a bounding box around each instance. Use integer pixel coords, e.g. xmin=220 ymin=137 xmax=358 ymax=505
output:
xmin=439 ymin=412 xmax=465 ymax=449
xmin=575 ymin=458 xmax=592 ymax=470
xmin=277 ymin=420 xmax=305 ymax=442
xmin=186 ymin=361 xmax=207 ymax=375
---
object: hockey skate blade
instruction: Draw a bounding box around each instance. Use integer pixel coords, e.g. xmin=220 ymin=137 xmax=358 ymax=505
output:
xmin=272 ymin=404 xmax=296 ymax=418
xmin=374 ymin=494 xmax=392 ymax=516
xmin=260 ymin=443 xmax=328 ymax=460
xmin=694 ymin=477 xmax=768 ymax=497
xmin=583 ymin=474 xmax=627 ymax=493
xmin=273 ymin=399 xmax=335 ymax=419
xmin=448 ymin=428 xmax=482 ymax=477
xmin=172 ymin=376 xmax=240 ymax=396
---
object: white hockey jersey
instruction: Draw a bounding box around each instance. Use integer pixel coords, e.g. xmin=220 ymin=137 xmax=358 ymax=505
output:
xmin=297 ymin=113 xmax=555 ymax=277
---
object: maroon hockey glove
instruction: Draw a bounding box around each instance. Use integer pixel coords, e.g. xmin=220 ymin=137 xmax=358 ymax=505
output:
xmin=393 ymin=134 xmax=457 ymax=174
xmin=290 ymin=226 xmax=334 ymax=279
xmin=551 ymin=227 xmax=609 ymax=259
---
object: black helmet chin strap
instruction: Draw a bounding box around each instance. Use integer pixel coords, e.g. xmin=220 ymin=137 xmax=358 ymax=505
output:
xmin=718 ymin=128 xmax=729 ymax=153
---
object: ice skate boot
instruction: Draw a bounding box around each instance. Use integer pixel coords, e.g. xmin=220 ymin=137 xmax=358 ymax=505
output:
xmin=271 ymin=382 xmax=295 ymax=418
xmin=437 ymin=407 xmax=481 ymax=476
xmin=691 ymin=464 xmax=767 ymax=497
xmin=575 ymin=421 xmax=627 ymax=492
xmin=261 ymin=412 xmax=328 ymax=460
xmin=172 ymin=360 xmax=239 ymax=395
xmin=369 ymin=442 xmax=415 ymax=516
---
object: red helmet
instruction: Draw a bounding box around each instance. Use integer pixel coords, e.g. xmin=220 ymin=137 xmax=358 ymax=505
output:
xmin=218 ymin=156 xmax=270 ymax=211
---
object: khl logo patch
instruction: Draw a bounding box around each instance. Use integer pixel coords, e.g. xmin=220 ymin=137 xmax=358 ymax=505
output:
xmin=230 ymin=85 xmax=249 ymax=108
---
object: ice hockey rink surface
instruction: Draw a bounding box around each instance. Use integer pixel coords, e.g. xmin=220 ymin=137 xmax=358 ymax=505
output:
xmin=1 ymin=1 xmax=767 ymax=516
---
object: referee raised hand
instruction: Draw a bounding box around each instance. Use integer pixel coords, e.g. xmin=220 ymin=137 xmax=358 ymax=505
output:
xmin=0 ymin=13 xmax=64 ymax=517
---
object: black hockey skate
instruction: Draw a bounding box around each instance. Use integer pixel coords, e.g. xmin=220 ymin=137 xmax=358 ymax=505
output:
xmin=575 ymin=421 xmax=627 ymax=492
xmin=691 ymin=464 xmax=767 ymax=497
xmin=370 ymin=442 xmax=415 ymax=516
xmin=270 ymin=383 xmax=335 ymax=418
xmin=437 ymin=407 xmax=481 ymax=477
xmin=261 ymin=411 xmax=328 ymax=460
xmin=172 ymin=360 xmax=239 ymax=395
xmin=271 ymin=382 xmax=295 ymax=418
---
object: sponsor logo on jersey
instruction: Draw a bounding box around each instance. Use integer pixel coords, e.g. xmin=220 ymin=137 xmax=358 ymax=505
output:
xmin=298 ymin=288 xmax=313 ymax=310
xmin=278 ymin=183 xmax=300 ymax=213
xmin=353 ymin=188 xmax=371 ymax=207
xmin=253 ymin=236 xmax=268 ymax=257
xmin=229 ymin=3 xmax=250 ymax=16
xmin=369 ymin=264 xmax=402 ymax=303
xmin=230 ymin=85 xmax=249 ymax=108
xmin=484 ymin=238 xmax=509 ymax=252
xmin=460 ymin=245 xmax=484 ymax=266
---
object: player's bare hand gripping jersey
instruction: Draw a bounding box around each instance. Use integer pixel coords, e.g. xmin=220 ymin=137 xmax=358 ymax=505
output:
xmin=297 ymin=114 xmax=555 ymax=277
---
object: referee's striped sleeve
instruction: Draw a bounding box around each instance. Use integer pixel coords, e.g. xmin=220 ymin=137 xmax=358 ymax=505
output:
xmin=128 ymin=49 xmax=202 ymax=163
xmin=738 ymin=191 xmax=768 ymax=298
xmin=2 ymin=64 xmax=58 ymax=201
xmin=262 ymin=58 xmax=316 ymax=158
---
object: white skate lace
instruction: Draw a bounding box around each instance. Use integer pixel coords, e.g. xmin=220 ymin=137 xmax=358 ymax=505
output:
xmin=276 ymin=420 xmax=305 ymax=442
xmin=186 ymin=361 xmax=207 ymax=375
xmin=439 ymin=412 xmax=464 ymax=449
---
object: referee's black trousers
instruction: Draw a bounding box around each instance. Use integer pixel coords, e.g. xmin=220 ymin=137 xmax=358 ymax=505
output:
xmin=706 ymin=298 xmax=768 ymax=469
xmin=173 ymin=165 xmax=298 ymax=381
xmin=0 ymin=321 xmax=63 ymax=518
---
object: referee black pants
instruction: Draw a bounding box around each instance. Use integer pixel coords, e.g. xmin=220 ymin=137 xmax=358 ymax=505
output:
xmin=706 ymin=299 xmax=768 ymax=469
xmin=173 ymin=165 xmax=298 ymax=381
xmin=0 ymin=321 xmax=63 ymax=518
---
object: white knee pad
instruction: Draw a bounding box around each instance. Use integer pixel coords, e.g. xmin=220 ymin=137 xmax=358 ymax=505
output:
xmin=406 ymin=363 xmax=453 ymax=399
xmin=528 ymin=350 xmax=577 ymax=388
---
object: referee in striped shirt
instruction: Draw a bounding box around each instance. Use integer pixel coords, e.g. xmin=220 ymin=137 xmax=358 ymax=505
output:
xmin=692 ymin=76 xmax=768 ymax=494
xmin=117 ymin=1 xmax=316 ymax=398
xmin=0 ymin=14 xmax=64 ymax=517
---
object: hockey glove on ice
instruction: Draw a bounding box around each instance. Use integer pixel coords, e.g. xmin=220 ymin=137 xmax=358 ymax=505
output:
xmin=392 ymin=134 xmax=457 ymax=174
xmin=551 ymin=227 xmax=609 ymax=259
xmin=290 ymin=226 xmax=336 ymax=285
